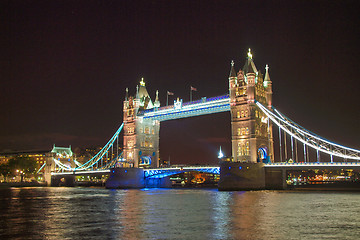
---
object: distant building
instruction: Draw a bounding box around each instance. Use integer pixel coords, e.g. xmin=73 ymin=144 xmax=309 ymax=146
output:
xmin=50 ymin=145 xmax=75 ymax=172
xmin=0 ymin=145 xmax=74 ymax=181
xmin=0 ymin=149 xmax=48 ymax=181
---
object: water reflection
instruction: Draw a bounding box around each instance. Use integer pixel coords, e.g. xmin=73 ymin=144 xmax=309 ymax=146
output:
xmin=116 ymin=189 xmax=144 ymax=239
xmin=210 ymin=191 xmax=232 ymax=239
xmin=1 ymin=188 xmax=360 ymax=239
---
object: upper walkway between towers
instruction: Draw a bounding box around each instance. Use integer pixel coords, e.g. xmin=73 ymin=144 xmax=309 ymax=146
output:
xmin=137 ymin=95 xmax=230 ymax=121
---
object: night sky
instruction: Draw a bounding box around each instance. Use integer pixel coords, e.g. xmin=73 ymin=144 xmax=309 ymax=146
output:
xmin=1 ymin=1 xmax=359 ymax=164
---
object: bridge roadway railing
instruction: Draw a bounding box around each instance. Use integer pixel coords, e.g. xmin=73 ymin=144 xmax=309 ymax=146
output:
xmin=265 ymin=162 xmax=360 ymax=170
xmin=138 ymin=95 xmax=230 ymax=121
xmin=51 ymin=165 xmax=220 ymax=178
xmin=51 ymin=169 xmax=111 ymax=176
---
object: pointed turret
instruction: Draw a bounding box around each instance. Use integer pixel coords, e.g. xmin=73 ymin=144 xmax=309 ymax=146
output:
xmin=125 ymin=88 xmax=129 ymax=101
xmin=245 ymin=49 xmax=256 ymax=102
xmin=264 ymin=65 xmax=273 ymax=108
xmin=137 ymin=78 xmax=154 ymax=110
xmin=135 ymin=85 xmax=139 ymax=99
xmin=154 ymin=90 xmax=160 ymax=108
xmin=229 ymin=60 xmax=237 ymax=100
xmin=264 ymin=64 xmax=271 ymax=83
xmin=229 ymin=60 xmax=236 ymax=78
xmin=243 ymin=48 xmax=258 ymax=75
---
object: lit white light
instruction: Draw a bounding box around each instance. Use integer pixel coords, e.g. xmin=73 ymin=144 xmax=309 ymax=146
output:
xmin=218 ymin=146 xmax=224 ymax=159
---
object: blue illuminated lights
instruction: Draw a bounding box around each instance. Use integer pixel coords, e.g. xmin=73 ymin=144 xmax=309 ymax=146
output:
xmin=239 ymin=166 xmax=242 ymax=170
xmin=141 ymin=95 xmax=230 ymax=121
xmin=144 ymin=166 xmax=220 ymax=179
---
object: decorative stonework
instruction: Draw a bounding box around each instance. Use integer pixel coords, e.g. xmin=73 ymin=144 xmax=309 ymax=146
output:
xmin=229 ymin=50 xmax=274 ymax=163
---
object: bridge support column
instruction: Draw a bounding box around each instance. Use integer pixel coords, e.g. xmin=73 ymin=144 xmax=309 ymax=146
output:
xmin=44 ymin=163 xmax=52 ymax=187
xmin=218 ymin=162 xmax=266 ymax=190
xmin=44 ymin=152 xmax=53 ymax=186
xmin=105 ymin=168 xmax=145 ymax=189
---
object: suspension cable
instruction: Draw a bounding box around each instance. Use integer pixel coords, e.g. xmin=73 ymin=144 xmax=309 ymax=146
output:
xmin=256 ymin=101 xmax=360 ymax=160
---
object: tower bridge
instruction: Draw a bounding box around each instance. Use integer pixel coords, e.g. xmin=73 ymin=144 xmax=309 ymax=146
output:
xmin=46 ymin=49 xmax=360 ymax=190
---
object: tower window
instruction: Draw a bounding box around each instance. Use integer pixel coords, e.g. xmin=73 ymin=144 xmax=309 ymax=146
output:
xmin=237 ymin=111 xmax=240 ymax=118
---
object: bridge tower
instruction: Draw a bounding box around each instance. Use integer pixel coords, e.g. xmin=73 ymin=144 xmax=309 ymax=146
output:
xmin=123 ymin=78 xmax=160 ymax=168
xmin=229 ymin=49 xmax=274 ymax=163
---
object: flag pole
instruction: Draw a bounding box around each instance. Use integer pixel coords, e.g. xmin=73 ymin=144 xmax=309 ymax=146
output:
xmin=190 ymin=88 xmax=192 ymax=102
xmin=167 ymin=92 xmax=169 ymax=106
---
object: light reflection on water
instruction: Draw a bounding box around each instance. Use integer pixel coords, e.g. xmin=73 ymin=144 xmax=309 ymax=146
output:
xmin=1 ymin=187 xmax=360 ymax=239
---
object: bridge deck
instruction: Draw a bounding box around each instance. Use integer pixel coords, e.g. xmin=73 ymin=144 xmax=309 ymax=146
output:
xmin=265 ymin=162 xmax=360 ymax=170
xmin=51 ymin=162 xmax=360 ymax=177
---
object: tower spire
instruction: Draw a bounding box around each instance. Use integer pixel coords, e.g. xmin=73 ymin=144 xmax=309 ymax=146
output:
xmin=140 ymin=77 xmax=145 ymax=86
xmin=154 ymin=90 xmax=160 ymax=108
xmin=247 ymin=48 xmax=253 ymax=59
xmin=125 ymin=88 xmax=129 ymax=101
xmin=264 ymin=64 xmax=271 ymax=82
xmin=243 ymin=48 xmax=257 ymax=74
xmin=229 ymin=60 xmax=236 ymax=78
xmin=136 ymin=85 xmax=139 ymax=99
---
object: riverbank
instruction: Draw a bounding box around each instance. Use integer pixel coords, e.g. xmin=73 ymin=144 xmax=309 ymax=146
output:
xmin=0 ymin=182 xmax=47 ymax=188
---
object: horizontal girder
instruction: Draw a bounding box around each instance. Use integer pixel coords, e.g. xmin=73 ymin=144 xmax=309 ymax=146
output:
xmin=139 ymin=95 xmax=230 ymax=121
xmin=144 ymin=166 xmax=220 ymax=179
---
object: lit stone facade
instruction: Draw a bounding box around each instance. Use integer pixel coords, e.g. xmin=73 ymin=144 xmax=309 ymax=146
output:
xmin=229 ymin=50 xmax=274 ymax=163
xmin=123 ymin=79 xmax=160 ymax=168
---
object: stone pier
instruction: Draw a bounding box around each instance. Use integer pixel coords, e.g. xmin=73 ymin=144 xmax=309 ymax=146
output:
xmin=218 ymin=162 xmax=287 ymax=190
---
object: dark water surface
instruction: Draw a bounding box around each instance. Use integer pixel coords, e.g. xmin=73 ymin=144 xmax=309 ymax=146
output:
xmin=0 ymin=187 xmax=360 ymax=239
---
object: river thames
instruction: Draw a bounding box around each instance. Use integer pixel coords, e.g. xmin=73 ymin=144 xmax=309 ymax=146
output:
xmin=1 ymin=187 xmax=360 ymax=239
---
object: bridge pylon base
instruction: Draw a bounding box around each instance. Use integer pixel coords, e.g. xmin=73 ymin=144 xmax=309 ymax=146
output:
xmin=51 ymin=175 xmax=75 ymax=187
xmin=105 ymin=168 xmax=145 ymax=189
xmin=145 ymin=177 xmax=172 ymax=188
xmin=218 ymin=162 xmax=266 ymax=191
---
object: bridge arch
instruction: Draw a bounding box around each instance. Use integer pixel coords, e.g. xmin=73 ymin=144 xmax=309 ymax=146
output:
xmin=257 ymin=146 xmax=269 ymax=163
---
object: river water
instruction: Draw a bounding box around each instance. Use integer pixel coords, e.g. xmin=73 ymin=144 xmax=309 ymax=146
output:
xmin=0 ymin=187 xmax=360 ymax=240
